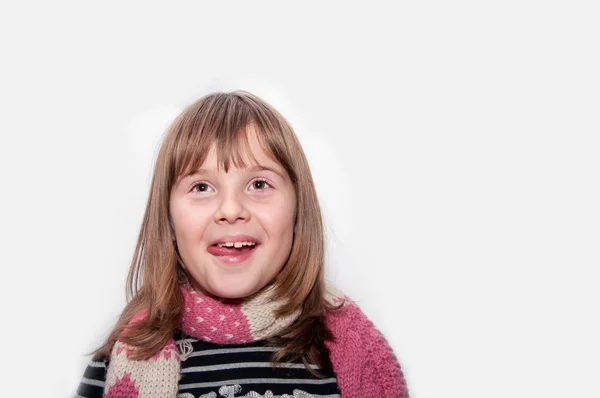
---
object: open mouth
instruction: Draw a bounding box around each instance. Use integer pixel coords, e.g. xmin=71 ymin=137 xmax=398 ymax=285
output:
xmin=206 ymin=242 xmax=259 ymax=264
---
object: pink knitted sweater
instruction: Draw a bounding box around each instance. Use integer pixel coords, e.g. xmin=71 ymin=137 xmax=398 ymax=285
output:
xmin=325 ymin=302 xmax=408 ymax=397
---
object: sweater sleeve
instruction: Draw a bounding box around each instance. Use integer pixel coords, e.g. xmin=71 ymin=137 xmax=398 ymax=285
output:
xmin=75 ymin=357 xmax=108 ymax=398
xmin=325 ymin=303 xmax=408 ymax=398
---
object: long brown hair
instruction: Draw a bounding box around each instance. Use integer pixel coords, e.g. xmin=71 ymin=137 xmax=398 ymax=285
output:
xmin=93 ymin=90 xmax=341 ymax=375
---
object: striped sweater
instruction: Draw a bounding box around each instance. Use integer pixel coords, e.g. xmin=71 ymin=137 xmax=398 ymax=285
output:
xmin=77 ymin=329 xmax=340 ymax=398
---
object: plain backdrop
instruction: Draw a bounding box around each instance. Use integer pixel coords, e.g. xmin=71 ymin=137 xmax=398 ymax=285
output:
xmin=0 ymin=2 xmax=598 ymax=397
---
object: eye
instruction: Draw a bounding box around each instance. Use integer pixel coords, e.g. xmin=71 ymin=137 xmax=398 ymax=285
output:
xmin=249 ymin=178 xmax=273 ymax=191
xmin=191 ymin=182 xmax=214 ymax=193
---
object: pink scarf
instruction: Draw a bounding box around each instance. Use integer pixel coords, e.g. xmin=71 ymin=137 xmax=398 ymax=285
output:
xmin=105 ymin=282 xmax=408 ymax=397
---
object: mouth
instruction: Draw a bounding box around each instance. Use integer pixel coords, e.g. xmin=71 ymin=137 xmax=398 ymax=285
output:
xmin=206 ymin=242 xmax=259 ymax=265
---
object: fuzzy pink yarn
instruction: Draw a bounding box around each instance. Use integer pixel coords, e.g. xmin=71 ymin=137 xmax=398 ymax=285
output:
xmin=180 ymin=284 xmax=254 ymax=343
xmin=105 ymin=372 xmax=140 ymax=398
xmin=325 ymin=303 xmax=408 ymax=397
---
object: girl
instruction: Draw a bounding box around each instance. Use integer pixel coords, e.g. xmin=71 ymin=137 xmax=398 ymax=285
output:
xmin=76 ymin=91 xmax=408 ymax=398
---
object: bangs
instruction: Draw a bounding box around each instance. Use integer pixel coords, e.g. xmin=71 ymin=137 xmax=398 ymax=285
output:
xmin=169 ymin=93 xmax=293 ymax=184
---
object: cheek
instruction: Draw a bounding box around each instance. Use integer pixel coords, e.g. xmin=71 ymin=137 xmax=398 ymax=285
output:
xmin=260 ymin=205 xmax=296 ymax=236
xmin=178 ymin=220 xmax=203 ymax=242
xmin=172 ymin=205 xmax=210 ymax=242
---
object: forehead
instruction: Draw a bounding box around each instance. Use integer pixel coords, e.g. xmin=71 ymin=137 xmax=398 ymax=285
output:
xmin=175 ymin=126 xmax=287 ymax=184
xmin=204 ymin=129 xmax=279 ymax=171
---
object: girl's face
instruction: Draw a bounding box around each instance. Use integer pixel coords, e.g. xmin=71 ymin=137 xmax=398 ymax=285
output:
xmin=169 ymin=129 xmax=297 ymax=299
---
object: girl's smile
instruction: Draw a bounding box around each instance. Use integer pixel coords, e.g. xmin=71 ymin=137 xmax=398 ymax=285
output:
xmin=206 ymin=234 xmax=260 ymax=265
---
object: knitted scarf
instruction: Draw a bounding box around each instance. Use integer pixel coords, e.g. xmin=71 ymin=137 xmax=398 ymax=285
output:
xmin=104 ymin=282 xmax=346 ymax=397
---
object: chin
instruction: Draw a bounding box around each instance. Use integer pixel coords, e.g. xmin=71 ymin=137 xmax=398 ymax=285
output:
xmin=205 ymin=280 xmax=263 ymax=300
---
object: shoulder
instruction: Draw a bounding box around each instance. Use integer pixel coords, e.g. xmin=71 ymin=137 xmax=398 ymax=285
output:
xmin=324 ymin=301 xmax=409 ymax=398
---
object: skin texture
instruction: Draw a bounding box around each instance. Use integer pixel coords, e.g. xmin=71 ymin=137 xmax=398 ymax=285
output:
xmin=169 ymin=130 xmax=297 ymax=299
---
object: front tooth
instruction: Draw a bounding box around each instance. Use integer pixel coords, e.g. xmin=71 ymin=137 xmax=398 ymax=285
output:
xmin=217 ymin=241 xmax=256 ymax=247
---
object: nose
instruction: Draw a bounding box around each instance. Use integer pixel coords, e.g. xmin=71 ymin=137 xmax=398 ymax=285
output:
xmin=214 ymin=190 xmax=250 ymax=224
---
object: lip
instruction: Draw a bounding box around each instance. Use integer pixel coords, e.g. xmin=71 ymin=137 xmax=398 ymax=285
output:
xmin=209 ymin=234 xmax=261 ymax=246
xmin=209 ymin=245 xmax=258 ymax=265
xmin=207 ymin=242 xmax=258 ymax=265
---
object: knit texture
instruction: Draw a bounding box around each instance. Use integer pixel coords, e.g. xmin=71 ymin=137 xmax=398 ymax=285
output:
xmin=179 ymin=283 xmax=301 ymax=344
xmin=104 ymin=282 xmax=408 ymax=397
xmin=325 ymin=302 xmax=408 ymax=396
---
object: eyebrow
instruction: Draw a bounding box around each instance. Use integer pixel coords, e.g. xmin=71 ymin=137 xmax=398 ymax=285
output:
xmin=248 ymin=165 xmax=286 ymax=180
xmin=188 ymin=165 xmax=286 ymax=181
